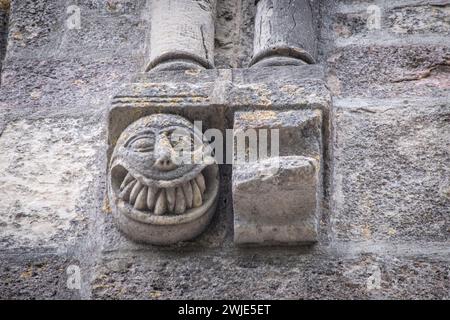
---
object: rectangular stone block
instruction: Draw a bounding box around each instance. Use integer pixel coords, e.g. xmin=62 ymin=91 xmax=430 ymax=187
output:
xmin=232 ymin=110 xmax=323 ymax=245
xmin=57 ymin=1 xmax=147 ymax=59
xmin=233 ymin=156 xmax=320 ymax=244
xmin=331 ymin=2 xmax=450 ymax=39
xmin=0 ymin=118 xmax=101 ymax=250
xmin=6 ymin=0 xmax=147 ymax=60
xmin=327 ymin=45 xmax=450 ymax=98
xmin=332 ymin=98 xmax=450 ymax=242
xmin=233 ymin=109 xmax=323 ymax=158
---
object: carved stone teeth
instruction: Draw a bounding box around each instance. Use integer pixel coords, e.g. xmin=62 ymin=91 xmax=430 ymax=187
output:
xmin=182 ymin=181 xmax=194 ymax=209
xmin=147 ymin=186 xmax=158 ymax=211
xmin=129 ymin=180 xmax=143 ymax=205
xmin=120 ymin=173 xmax=134 ymax=191
xmin=134 ymin=186 xmax=148 ymax=210
xmin=154 ymin=189 xmax=167 ymax=215
xmin=175 ymin=187 xmax=186 ymax=214
xmin=191 ymin=179 xmax=203 ymax=208
xmin=119 ymin=171 xmax=207 ymax=215
xmin=119 ymin=179 xmax=136 ymax=202
xmin=195 ymin=173 xmax=206 ymax=194
xmin=166 ymin=187 xmax=176 ymax=213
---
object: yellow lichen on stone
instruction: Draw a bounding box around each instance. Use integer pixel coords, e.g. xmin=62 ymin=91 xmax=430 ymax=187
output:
xmin=102 ymin=197 xmax=112 ymax=214
xmin=238 ymin=110 xmax=277 ymax=122
xmin=256 ymin=86 xmax=272 ymax=106
xmin=0 ymin=0 xmax=10 ymax=11
xmin=20 ymin=267 xmax=33 ymax=279
xmin=361 ymin=225 xmax=372 ymax=240
xmin=149 ymin=291 xmax=162 ymax=299
xmin=185 ymin=69 xmax=200 ymax=76
xmin=12 ymin=31 xmax=23 ymax=41
xmin=280 ymin=84 xmax=305 ymax=96
xmin=387 ymin=228 xmax=397 ymax=236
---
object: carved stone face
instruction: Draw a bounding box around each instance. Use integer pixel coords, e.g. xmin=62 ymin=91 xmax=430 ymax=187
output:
xmin=108 ymin=114 xmax=219 ymax=244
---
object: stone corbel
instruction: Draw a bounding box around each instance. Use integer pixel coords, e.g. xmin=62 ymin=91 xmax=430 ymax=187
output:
xmin=232 ymin=110 xmax=323 ymax=245
xmin=108 ymin=114 xmax=220 ymax=245
xmin=107 ymin=0 xmax=328 ymax=246
xmin=229 ymin=0 xmax=322 ymax=246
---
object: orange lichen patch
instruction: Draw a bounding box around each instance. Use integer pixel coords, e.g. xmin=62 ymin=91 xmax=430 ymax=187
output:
xmin=12 ymin=31 xmax=23 ymax=41
xmin=20 ymin=267 xmax=33 ymax=279
xmin=103 ymin=197 xmax=112 ymax=214
xmin=256 ymin=86 xmax=272 ymax=106
xmin=237 ymin=110 xmax=277 ymax=122
xmin=72 ymin=79 xmax=86 ymax=86
xmin=237 ymin=84 xmax=273 ymax=106
xmin=149 ymin=291 xmax=162 ymax=299
xmin=185 ymin=69 xmax=200 ymax=76
xmin=387 ymin=228 xmax=397 ymax=236
xmin=280 ymin=84 xmax=304 ymax=94
xmin=361 ymin=225 xmax=372 ymax=240
xmin=0 ymin=0 xmax=10 ymax=11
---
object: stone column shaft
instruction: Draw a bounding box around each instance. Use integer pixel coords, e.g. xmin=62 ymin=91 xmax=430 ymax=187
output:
xmin=147 ymin=0 xmax=216 ymax=72
xmin=250 ymin=0 xmax=317 ymax=68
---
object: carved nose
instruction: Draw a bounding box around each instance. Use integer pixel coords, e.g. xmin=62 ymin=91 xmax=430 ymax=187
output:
xmin=154 ymin=156 xmax=175 ymax=171
xmin=153 ymin=133 xmax=177 ymax=171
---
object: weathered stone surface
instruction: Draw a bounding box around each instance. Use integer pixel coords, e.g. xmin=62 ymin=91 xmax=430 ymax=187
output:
xmin=233 ymin=157 xmax=320 ymax=244
xmin=90 ymin=250 xmax=450 ymax=299
xmin=0 ymin=118 xmax=101 ymax=249
xmin=1 ymin=56 xmax=142 ymax=114
xmin=107 ymin=65 xmax=329 ymax=155
xmin=229 ymin=65 xmax=330 ymax=109
xmin=5 ymin=0 xmax=62 ymax=58
xmin=57 ymin=3 xmax=147 ymax=58
xmin=327 ymin=45 xmax=450 ymax=98
xmin=251 ymin=0 xmax=317 ymax=67
xmin=331 ymin=2 xmax=450 ymax=39
xmin=232 ymin=110 xmax=323 ymax=245
xmin=6 ymin=0 xmax=147 ymax=60
xmin=215 ymin=0 xmax=242 ymax=68
xmin=0 ymin=0 xmax=449 ymax=300
xmin=233 ymin=109 xmax=323 ymax=158
xmin=235 ymin=0 xmax=257 ymax=68
xmin=0 ymin=253 xmax=82 ymax=300
xmin=147 ymin=0 xmax=216 ymax=71
xmin=0 ymin=0 xmax=8 ymax=77
xmin=332 ymin=98 xmax=450 ymax=242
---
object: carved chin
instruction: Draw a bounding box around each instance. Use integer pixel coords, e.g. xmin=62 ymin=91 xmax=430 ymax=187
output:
xmin=118 ymin=169 xmax=207 ymax=216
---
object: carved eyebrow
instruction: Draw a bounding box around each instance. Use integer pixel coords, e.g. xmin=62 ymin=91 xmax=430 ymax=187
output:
xmin=124 ymin=130 xmax=155 ymax=148
xmin=159 ymin=125 xmax=193 ymax=132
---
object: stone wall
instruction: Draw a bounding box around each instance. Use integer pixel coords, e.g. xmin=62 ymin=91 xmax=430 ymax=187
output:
xmin=0 ymin=0 xmax=9 ymax=80
xmin=0 ymin=0 xmax=449 ymax=299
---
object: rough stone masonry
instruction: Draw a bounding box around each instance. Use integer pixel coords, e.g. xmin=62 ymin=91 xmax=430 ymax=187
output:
xmin=0 ymin=0 xmax=449 ymax=299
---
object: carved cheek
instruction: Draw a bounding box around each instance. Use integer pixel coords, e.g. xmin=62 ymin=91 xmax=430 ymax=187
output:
xmin=122 ymin=133 xmax=157 ymax=167
xmin=168 ymin=130 xmax=202 ymax=166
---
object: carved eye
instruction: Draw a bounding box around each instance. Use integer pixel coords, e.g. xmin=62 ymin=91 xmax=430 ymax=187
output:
xmin=128 ymin=135 xmax=155 ymax=152
xmin=169 ymin=131 xmax=196 ymax=150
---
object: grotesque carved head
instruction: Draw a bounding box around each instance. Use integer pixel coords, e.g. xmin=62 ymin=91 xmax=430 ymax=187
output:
xmin=108 ymin=114 xmax=219 ymax=244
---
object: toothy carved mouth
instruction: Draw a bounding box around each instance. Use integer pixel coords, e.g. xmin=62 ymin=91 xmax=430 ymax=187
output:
xmin=118 ymin=170 xmax=207 ymax=216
